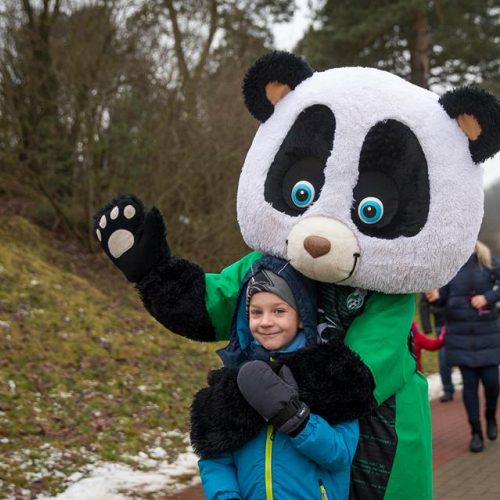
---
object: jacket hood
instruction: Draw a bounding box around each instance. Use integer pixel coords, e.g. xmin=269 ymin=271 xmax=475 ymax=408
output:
xmin=217 ymin=255 xmax=317 ymax=368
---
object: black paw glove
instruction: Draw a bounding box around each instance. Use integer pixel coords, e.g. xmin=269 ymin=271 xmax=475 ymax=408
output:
xmin=237 ymin=360 xmax=310 ymax=435
xmin=93 ymin=195 xmax=171 ymax=282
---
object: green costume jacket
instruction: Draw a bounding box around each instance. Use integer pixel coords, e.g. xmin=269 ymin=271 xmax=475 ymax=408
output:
xmin=205 ymin=251 xmax=432 ymax=500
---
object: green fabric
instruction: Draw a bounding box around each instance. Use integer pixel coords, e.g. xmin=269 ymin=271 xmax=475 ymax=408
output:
xmin=385 ymin=372 xmax=432 ymax=499
xmin=345 ymin=293 xmax=432 ymax=499
xmin=205 ymin=251 xmax=263 ymax=341
xmin=344 ymin=292 xmax=416 ymax=404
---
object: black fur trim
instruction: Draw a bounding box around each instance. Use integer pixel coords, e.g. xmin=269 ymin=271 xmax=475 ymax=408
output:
xmin=190 ymin=367 xmax=265 ymax=458
xmin=439 ymin=86 xmax=500 ymax=163
xmin=243 ymin=51 xmax=314 ymax=122
xmin=273 ymin=339 xmax=376 ymax=422
xmin=190 ymin=339 xmax=375 ymax=458
xmin=136 ymin=255 xmax=217 ymax=342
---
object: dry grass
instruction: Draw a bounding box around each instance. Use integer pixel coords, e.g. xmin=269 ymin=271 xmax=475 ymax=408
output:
xmin=0 ymin=215 xmax=221 ymax=497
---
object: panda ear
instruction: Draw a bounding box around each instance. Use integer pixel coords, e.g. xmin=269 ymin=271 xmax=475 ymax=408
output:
xmin=439 ymin=86 xmax=500 ymax=164
xmin=243 ymin=51 xmax=314 ymax=122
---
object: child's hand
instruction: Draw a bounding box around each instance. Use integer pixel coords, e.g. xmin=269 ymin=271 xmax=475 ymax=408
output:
xmin=424 ymin=289 xmax=440 ymax=302
xmin=237 ymin=360 xmax=309 ymax=435
xmin=470 ymin=294 xmax=487 ymax=309
xmin=438 ymin=326 xmax=446 ymax=341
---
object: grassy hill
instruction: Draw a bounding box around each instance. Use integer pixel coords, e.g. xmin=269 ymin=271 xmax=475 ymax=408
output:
xmin=0 ymin=214 xmax=220 ymax=498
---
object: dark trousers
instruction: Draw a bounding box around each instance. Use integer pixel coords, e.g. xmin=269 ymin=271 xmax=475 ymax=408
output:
xmin=439 ymin=347 xmax=454 ymax=394
xmin=459 ymin=365 xmax=500 ymax=424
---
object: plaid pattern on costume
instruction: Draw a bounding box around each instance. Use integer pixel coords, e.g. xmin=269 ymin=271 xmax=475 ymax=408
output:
xmin=318 ymin=283 xmax=370 ymax=342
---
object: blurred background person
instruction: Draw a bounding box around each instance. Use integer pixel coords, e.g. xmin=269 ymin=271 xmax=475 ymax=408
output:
xmin=421 ymin=290 xmax=454 ymax=401
xmin=428 ymin=241 xmax=500 ymax=453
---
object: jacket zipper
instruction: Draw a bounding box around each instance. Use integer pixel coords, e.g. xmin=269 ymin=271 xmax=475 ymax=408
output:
xmin=319 ymin=479 xmax=329 ymax=500
xmin=265 ymin=425 xmax=275 ymax=500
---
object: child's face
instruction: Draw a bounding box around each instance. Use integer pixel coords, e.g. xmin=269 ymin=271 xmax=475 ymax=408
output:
xmin=248 ymin=292 xmax=302 ymax=351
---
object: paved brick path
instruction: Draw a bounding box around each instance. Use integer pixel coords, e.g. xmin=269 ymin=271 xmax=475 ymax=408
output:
xmin=167 ymin=391 xmax=500 ymax=499
xmin=432 ymin=392 xmax=500 ymax=499
xmin=432 ymin=392 xmax=472 ymax=469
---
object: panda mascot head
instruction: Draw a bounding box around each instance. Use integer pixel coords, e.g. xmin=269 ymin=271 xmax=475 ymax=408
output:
xmin=236 ymin=51 xmax=500 ymax=293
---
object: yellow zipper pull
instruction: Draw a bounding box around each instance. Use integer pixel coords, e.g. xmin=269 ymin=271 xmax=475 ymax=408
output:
xmin=319 ymin=480 xmax=329 ymax=500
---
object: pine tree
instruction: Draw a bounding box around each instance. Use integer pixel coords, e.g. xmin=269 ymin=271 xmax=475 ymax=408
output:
xmin=297 ymin=0 xmax=499 ymax=92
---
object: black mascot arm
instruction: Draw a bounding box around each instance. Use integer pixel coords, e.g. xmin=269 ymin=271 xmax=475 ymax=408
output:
xmin=190 ymin=340 xmax=375 ymax=458
xmin=275 ymin=339 xmax=376 ymax=423
xmin=136 ymin=255 xmax=216 ymax=342
xmin=190 ymin=367 xmax=265 ymax=459
xmin=94 ymin=194 xmax=216 ymax=342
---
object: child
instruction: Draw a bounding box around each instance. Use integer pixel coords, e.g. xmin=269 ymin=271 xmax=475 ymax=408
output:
xmin=195 ymin=256 xmax=359 ymax=500
xmin=412 ymin=320 xmax=446 ymax=373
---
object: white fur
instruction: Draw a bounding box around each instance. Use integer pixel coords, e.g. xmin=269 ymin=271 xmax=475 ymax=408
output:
xmin=237 ymin=67 xmax=483 ymax=293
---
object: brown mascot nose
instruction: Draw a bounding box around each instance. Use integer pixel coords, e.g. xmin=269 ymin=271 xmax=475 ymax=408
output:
xmin=303 ymin=236 xmax=331 ymax=258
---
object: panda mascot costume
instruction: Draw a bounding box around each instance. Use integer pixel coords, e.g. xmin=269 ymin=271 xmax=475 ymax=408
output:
xmin=94 ymin=52 xmax=500 ymax=499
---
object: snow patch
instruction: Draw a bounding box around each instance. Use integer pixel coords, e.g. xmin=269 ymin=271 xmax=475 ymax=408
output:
xmin=36 ymin=442 xmax=200 ymax=500
xmin=427 ymin=369 xmax=463 ymax=400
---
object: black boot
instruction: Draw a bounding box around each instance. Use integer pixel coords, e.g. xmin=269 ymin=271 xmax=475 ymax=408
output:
xmin=440 ymin=391 xmax=453 ymax=402
xmin=485 ymin=409 xmax=498 ymax=441
xmin=469 ymin=421 xmax=484 ymax=453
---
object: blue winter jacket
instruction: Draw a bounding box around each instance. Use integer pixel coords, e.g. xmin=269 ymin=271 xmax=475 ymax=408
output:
xmin=198 ymin=256 xmax=359 ymax=500
xmin=439 ymin=253 xmax=500 ymax=367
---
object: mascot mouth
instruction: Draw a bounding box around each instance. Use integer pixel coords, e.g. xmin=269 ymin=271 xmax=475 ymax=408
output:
xmin=286 ymin=216 xmax=361 ymax=283
xmin=337 ymin=252 xmax=361 ymax=282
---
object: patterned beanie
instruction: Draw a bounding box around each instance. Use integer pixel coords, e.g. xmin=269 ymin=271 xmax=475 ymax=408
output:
xmin=246 ymin=269 xmax=297 ymax=315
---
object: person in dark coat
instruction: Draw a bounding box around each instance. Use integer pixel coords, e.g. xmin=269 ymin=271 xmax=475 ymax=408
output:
xmin=429 ymin=241 xmax=500 ymax=452
xmin=420 ymin=292 xmax=455 ymax=401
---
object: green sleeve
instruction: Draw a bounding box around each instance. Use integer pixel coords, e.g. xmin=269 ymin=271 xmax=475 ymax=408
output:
xmin=205 ymin=251 xmax=263 ymax=341
xmin=344 ymin=292 xmax=416 ymax=405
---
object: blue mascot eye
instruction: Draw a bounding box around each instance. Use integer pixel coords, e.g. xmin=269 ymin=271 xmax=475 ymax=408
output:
xmin=291 ymin=181 xmax=315 ymax=208
xmin=358 ymin=197 xmax=384 ymax=224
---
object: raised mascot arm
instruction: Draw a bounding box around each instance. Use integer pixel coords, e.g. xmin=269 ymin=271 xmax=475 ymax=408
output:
xmin=94 ymin=195 xmax=216 ymax=341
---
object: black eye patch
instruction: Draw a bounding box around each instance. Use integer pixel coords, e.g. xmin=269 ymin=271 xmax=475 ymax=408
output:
xmin=352 ymin=119 xmax=430 ymax=238
xmin=281 ymin=156 xmax=325 ymax=211
xmin=353 ymin=171 xmax=399 ymax=229
xmin=264 ymin=105 xmax=335 ymax=216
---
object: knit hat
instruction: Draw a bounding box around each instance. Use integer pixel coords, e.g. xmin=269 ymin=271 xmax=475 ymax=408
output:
xmin=246 ymin=269 xmax=297 ymax=315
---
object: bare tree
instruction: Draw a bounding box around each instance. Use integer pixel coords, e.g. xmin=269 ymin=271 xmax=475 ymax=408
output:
xmin=0 ymin=0 xmax=295 ymax=268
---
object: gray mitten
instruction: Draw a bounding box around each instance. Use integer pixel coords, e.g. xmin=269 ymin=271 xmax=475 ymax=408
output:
xmin=237 ymin=360 xmax=309 ymax=435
